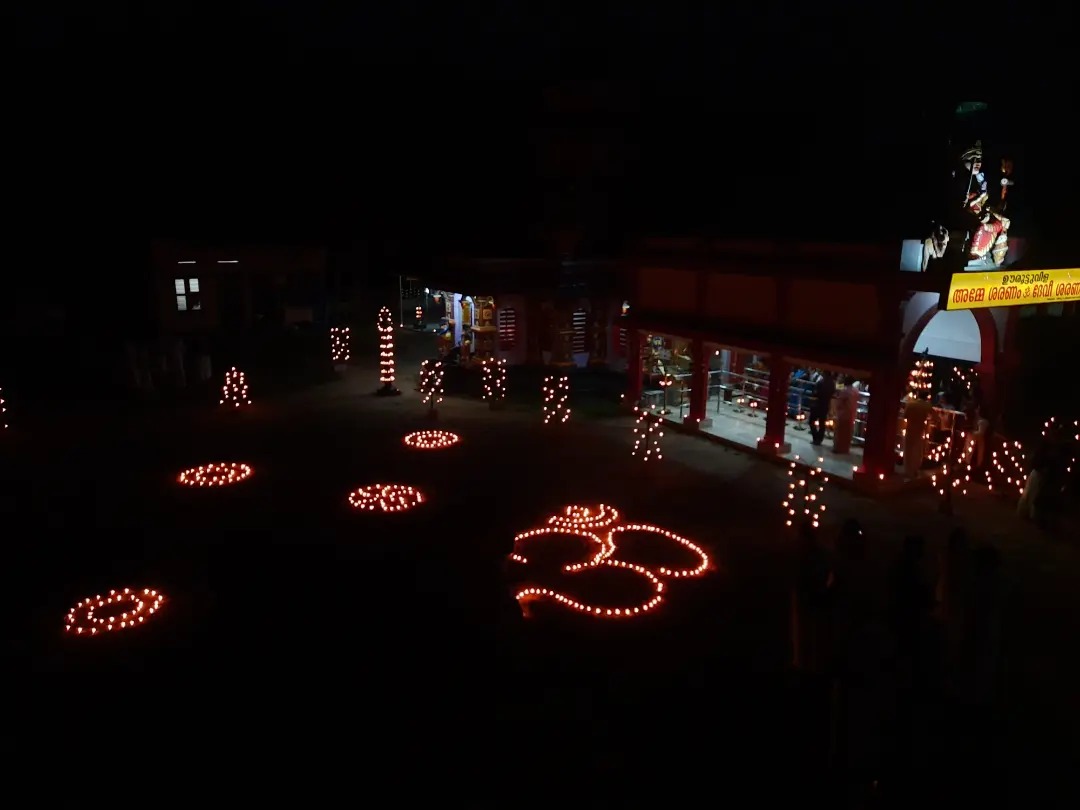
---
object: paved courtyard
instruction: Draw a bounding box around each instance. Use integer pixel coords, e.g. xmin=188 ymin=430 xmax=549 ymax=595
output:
xmin=6 ymin=328 xmax=1079 ymax=802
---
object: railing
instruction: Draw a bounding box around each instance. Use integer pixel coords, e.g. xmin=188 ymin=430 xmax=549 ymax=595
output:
xmin=642 ymin=366 xmax=872 ymax=444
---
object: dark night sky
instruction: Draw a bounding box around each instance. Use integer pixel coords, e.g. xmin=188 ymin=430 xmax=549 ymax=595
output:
xmin=10 ymin=4 xmax=1080 ymax=262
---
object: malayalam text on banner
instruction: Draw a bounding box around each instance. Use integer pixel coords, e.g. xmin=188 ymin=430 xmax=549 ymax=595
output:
xmin=945 ymin=269 xmax=1080 ymax=310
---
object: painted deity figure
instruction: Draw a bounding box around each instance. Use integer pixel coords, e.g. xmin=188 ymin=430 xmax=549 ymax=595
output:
xmin=959 ymin=142 xmax=988 ymax=215
xmin=968 ymin=207 xmax=1011 ymax=266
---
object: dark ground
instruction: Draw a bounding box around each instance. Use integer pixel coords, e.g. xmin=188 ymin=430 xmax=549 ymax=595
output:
xmin=4 ymin=330 xmax=1078 ymax=806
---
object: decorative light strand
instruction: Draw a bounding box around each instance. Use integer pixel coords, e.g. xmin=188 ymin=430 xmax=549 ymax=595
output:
xmin=607 ymin=523 xmax=710 ymax=578
xmin=419 ymin=360 xmax=445 ymax=411
xmin=542 ymin=374 xmax=570 ymax=424
xmin=782 ymin=455 xmax=829 ymax=529
xmin=951 ymin=365 xmax=974 ymax=393
xmin=348 ymin=483 xmax=425 ymax=513
xmin=509 ymin=526 xmax=612 ymax=567
xmin=509 ymin=505 xmax=710 ymax=619
xmin=510 ymin=525 xmax=663 ymax=617
xmin=986 ymin=438 xmax=1028 ymax=497
xmin=376 ymin=306 xmax=400 ymax=394
xmin=403 ymin=430 xmax=461 ymax=450
xmin=631 ymin=406 xmax=664 ymax=461
xmin=177 ymin=462 xmax=253 ymax=487
xmin=65 ymin=588 xmax=164 ymax=636
xmin=546 ymin=504 xmax=621 ymax=531
xmin=330 ymin=326 xmax=351 ymax=363
xmin=220 ymin=367 xmax=251 ymax=407
xmin=0 ymin=386 xmax=6 ymax=429
xmin=906 ymin=356 xmax=934 ymax=400
xmin=931 ymin=430 xmax=974 ymax=501
xmin=482 ymin=358 xmax=507 ymax=402
xmin=1043 ymin=417 xmax=1080 ymax=475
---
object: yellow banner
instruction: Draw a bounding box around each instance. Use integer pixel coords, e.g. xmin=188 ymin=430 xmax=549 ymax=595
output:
xmin=945 ymin=268 xmax=1080 ymax=310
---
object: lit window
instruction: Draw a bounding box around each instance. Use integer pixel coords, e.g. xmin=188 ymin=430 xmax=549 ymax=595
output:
xmin=497 ymin=307 xmax=518 ymax=349
xmin=174 ymin=278 xmax=202 ymax=311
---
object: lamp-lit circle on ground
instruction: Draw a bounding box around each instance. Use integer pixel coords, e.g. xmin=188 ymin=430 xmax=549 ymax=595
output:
xmin=403 ymin=430 xmax=461 ymax=450
xmin=65 ymin=588 xmax=165 ymax=636
xmin=348 ymin=483 xmax=425 ymax=513
xmin=177 ymin=462 xmax=253 ymax=487
xmin=546 ymin=504 xmax=621 ymax=531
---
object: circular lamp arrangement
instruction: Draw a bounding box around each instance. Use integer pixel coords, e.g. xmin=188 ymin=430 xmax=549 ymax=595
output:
xmin=177 ymin=462 xmax=254 ymax=487
xmin=348 ymin=483 xmax=425 ymax=513
xmin=509 ymin=504 xmax=711 ymax=619
xmin=65 ymin=588 xmax=165 ymax=636
xmin=403 ymin=430 xmax=461 ymax=450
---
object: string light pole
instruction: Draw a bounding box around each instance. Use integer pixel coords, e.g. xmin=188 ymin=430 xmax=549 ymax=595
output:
xmin=931 ymin=431 xmax=973 ymax=515
xmin=419 ymin=359 xmax=444 ymax=419
xmin=482 ymin=358 xmax=507 ymax=409
xmin=330 ymin=326 xmax=350 ymax=369
xmin=782 ymin=455 xmax=829 ymax=529
xmin=542 ymin=374 xmax=571 ymax=424
xmin=986 ymin=438 xmax=1028 ymax=498
xmin=219 ymin=367 xmax=251 ymax=407
xmin=907 ymin=354 xmax=934 ymax=400
xmin=898 ymin=354 xmax=934 ymax=465
xmin=631 ymin=406 xmax=664 ymax=462
xmin=376 ymin=306 xmax=401 ymax=396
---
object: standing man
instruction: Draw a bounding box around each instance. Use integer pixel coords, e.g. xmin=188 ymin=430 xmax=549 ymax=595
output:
xmin=810 ymin=371 xmax=836 ymax=446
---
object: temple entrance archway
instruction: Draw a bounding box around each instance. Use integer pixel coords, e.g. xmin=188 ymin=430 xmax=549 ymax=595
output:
xmin=899 ymin=299 xmax=999 ymax=413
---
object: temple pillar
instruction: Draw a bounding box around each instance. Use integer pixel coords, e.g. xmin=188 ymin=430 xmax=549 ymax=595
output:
xmin=684 ymin=338 xmax=711 ymax=428
xmin=757 ymin=358 xmax=791 ymax=455
xmin=974 ymin=360 xmax=998 ymax=418
xmin=853 ymin=363 xmax=903 ymax=488
xmin=730 ymin=350 xmax=746 ymax=382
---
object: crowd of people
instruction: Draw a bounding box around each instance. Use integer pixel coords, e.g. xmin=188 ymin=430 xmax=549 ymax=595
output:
xmin=792 ymin=519 xmax=1004 ymax=788
xmin=1017 ymin=423 xmax=1074 ymax=530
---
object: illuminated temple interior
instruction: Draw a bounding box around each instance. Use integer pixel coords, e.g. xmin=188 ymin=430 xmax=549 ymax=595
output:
xmin=639 ymin=315 xmax=989 ymax=482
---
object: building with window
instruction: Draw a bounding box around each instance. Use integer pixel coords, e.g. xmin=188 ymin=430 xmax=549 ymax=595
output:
xmin=619 ymin=98 xmax=1080 ymax=492
xmin=624 ymin=236 xmax=1077 ymax=491
xmin=420 ymin=257 xmax=630 ymax=370
xmin=151 ymin=240 xmax=328 ymax=335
